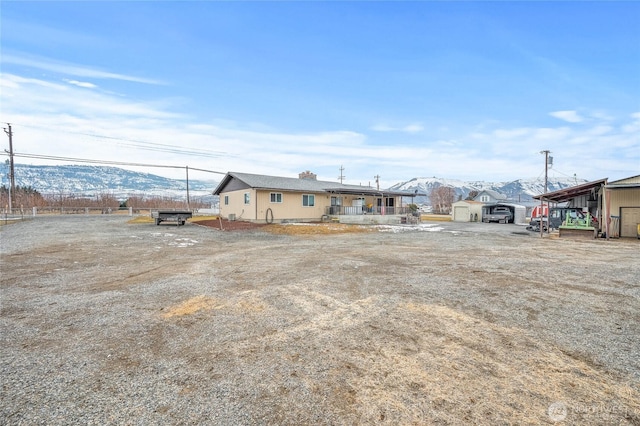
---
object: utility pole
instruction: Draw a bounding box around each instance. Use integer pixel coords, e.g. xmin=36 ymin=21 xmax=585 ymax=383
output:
xmin=540 ymin=150 xmax=550 ymax=238
xmin=374 ymin=175 xmax=380 ymax=190
xmin=185 ymin=166 xmax=190 ymax=210
xmin=338 ymin=165 xmax=345 ymax=184
xmin=3 ymin=123 xmax=15 ymax=212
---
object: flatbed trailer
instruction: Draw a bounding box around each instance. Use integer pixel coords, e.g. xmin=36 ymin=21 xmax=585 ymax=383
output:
xmin=151 ymin=210 xmax=193 ymax=226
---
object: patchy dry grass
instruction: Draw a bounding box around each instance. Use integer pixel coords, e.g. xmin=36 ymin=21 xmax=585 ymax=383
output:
xmin=127 ymin=215 xmax=154 ymax=224
xmin=265 ymin=222 xmax=375 ymax=236
xmin=161 ymin=294 xmax=266 ymax=319
xmin=189 ymin=215 xmax=219 ymax=222
xmin=161 ymin=295 xmax=218 ymax=318
xmin=420 ymin=214 xmax=452 ymax=222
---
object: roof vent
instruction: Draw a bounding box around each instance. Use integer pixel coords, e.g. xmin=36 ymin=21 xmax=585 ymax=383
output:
xmin=299 ymin=171 xmax=317 ymax=180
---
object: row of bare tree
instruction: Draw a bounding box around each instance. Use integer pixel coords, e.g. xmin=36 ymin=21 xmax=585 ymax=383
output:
xmin=0 ymin=186 xmax=209 ymax=210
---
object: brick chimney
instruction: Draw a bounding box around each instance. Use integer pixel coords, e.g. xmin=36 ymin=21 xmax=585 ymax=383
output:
xmin=298 ymin=171 xmax=317 ymax=180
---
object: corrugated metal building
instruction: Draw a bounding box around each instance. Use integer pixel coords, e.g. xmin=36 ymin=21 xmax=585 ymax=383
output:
xmin=534 ymin=175 xmax=640 ymax=238
xmin=605 ymin=175 xmax=640 ymax=238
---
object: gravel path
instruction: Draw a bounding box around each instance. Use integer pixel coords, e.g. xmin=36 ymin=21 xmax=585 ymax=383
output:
xmin=1 ymin=216 xmax=639 ymax=424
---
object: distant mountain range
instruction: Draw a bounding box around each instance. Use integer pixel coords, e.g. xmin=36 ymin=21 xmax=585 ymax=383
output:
xmin=1 ymin=164 xmax=585 ymax=206
xmin=0 ymin=164 xmax=218 ymax=199
xmin=389 ymin=176 xmax=587 ymax=205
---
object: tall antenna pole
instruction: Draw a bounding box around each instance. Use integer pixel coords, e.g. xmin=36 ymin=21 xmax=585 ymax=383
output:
xmin=3 ymin=123 xmax=15 ymax=211
xmin=338 ymin=165 xmax=345 ymax=184
xmin=540 ymin=150 xmax=550 ymax=238
xmin=374 ymin=174 xmax=380 ymax=190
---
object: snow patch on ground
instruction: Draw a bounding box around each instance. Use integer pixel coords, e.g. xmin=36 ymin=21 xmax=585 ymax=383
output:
xmin=376 ymin=223 xmax=445 ymax=233
xmin=169 ymin=238 xmax=199 ymax=247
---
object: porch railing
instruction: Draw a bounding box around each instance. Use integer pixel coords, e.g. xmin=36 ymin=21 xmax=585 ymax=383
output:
xmin=325 ymin=206 xmax=414 ymax=216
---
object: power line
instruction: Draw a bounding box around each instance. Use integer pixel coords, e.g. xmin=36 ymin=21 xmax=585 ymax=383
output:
xmin=2 ymin=151 xmax=226 ymax=175
xmin=1 ymin=122 xmax=236 ymax=159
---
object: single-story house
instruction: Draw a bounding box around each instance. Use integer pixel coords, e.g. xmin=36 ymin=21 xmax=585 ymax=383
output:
xmin=213 ymin=171 xmax=421 ymax=224
xmin=451 ymin=200 xmax=484 ymax=222
xmin=533 ymin=175 xmax=640 ymax=238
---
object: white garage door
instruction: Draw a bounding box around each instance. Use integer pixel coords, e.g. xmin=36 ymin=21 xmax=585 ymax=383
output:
xmin=620 ymin=207 xmax=640 ymax=238
xmin=453 ymin=206 xmax=469 ymax=222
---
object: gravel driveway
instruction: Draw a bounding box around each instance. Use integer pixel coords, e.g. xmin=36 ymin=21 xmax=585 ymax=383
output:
xmin=1 ymin=216 xmax=639 ymax=424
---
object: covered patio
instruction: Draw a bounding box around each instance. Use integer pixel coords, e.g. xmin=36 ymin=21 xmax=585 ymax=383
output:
xmin=323 ymin=187 xmax=423 ymax=216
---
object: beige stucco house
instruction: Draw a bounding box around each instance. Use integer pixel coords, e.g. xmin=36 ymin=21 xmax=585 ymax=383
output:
xmin=213 ymin=171 xmax=419 ymax=224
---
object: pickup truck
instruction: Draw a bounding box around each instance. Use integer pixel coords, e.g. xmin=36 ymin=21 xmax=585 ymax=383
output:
xmin=482 ymin=206 xmax=513 ymax=224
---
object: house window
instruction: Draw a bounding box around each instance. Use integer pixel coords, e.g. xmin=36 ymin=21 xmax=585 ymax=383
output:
xmin=224 ymin=195 xmax=229 ymax=205
xmin=244 ymin=193 xmax=250 ymax=204
xmin=302 ymin=194 xmax=315 ymax=207
xmin=481 ymin=195 xmax=489 ymax=202
xmin=270 ymin=193 xmax=283 ymax=203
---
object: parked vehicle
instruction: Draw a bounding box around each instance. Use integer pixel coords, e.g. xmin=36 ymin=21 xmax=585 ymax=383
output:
xmin=527 ymin=207 xmax=596 ymax=232
xmin=482 ymin=206 xmax=513 ymax=223
xmin=527 ymin=216 xmax=549 ymax=232
xmin=151 ymin=210 xmax=193 ymax=226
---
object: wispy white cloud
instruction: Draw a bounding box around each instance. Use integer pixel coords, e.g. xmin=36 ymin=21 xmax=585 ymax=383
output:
xmin=371 ymin=123 xmax=424 ymax=133
xmin=621 ymin=112 xmax=640 ymax=134
xmin=2 ymin=74 xmax=176 ymax=120
xmin=3 ymin=54 xmax=164 ymax=85
xmin=65 ymin=79 xmax=97 ymax=89
xmin=549 ymin=110 xmax=584 ymax=123
xmin=1 ymin=72 xmax=638 ymax=185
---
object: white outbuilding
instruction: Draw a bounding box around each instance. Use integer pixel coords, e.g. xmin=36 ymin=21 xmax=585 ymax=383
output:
xmin=451 ymin=200 xmax=484 ymax=222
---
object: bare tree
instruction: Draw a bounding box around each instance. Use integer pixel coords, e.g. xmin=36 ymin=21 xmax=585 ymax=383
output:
xmin=1 ymin=185 xmax=47 ymax=210
xmin=429 ymin=186 xmax=456 ymax=214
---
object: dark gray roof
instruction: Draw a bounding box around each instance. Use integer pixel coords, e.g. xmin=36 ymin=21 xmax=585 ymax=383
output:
xmin=213 ymin=172 xmax=419 ymax=197
xmin=225 ymin=172 xmax=340 ymax=192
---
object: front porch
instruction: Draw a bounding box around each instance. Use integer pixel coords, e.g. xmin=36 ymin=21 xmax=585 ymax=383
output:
xmin=325 ymin=205 xmax=415 ymax=216
xmin=323 ymin=205 xmax=420 ymax=225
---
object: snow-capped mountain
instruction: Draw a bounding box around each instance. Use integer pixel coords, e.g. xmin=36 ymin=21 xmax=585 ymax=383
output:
xmin=390 ymin=176 xmax=586 ymax=205
xmin=2 ymin=163 xmax=586 ymax=206
xmin=0 ymin=164 xmax=218 ymax=199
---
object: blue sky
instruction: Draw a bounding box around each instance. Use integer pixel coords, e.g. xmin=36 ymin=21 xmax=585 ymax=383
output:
xmin=1 ymin=1 xmax=639 ymax=188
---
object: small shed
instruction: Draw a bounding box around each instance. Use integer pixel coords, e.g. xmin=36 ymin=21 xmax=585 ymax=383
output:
xmin=452 ymin=200 xmax=484 ymax=222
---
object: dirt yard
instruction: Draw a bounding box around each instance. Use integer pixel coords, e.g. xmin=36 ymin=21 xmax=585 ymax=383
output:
xmin=1 ymin=216 xmax=639 ymax=425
